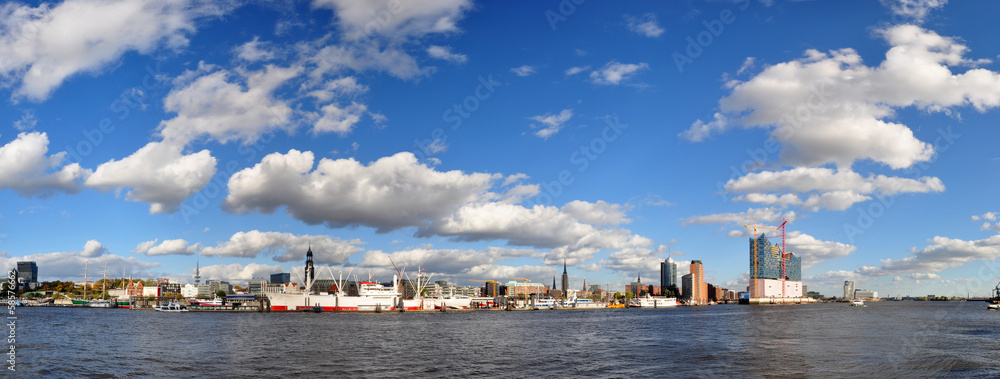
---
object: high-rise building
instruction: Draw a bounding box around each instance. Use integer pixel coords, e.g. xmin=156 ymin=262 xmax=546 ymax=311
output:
xmin=660 ymin=257 xmax=677 ymax=293
xmin=270 ymin=273 xmax=291 ymax=284
xmin=750 ymin=234 xmax=801 ymax=281
xmin=681 ymin=273 xmax=693 ymax=299
xmin=690 ymin=260 xmax=707 ymax=304
xmin=16 ymin=261 xmax=38 ymax=290
xmin=561 ymin=260 xmax=569 ymax=297
xmin=749 ymin=234 xmax=804 ymax=298
xmin=844 ymin=281 xmax=855 ymax=299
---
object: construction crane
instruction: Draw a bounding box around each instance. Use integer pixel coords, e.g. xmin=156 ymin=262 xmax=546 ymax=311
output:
xmin=506 ymin=277 xmax=536 ymax=303
xmin=469 ymin=279 xmax=502 ymax=297
xmin=745 ymin=219 xmax=789 ymax=298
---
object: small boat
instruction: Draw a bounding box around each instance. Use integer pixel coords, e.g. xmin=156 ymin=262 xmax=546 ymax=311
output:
xmin=851 ymin=300 xmax=865 ymax=307
xmin=153 ymin=301 xmax=188 ymax=312
xmin=987 ymin=302 xmax=1000 ymax=310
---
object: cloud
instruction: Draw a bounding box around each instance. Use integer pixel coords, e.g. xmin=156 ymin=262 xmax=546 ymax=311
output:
xmin=196 ymin=262 xmax=285 ymax=283
xmin=0 ymin=132 xmax=90 ymax=198
xmin=200 ymin=230 xmax=364 ymax=265
xmin=426 ymin=45 xmax=467 ymax=63
xmin=1 ymin=252 xmax=159 ymax=281
xmin=159 ymin=64 xmax=300 ymax=144
xmin=624 ymin=13 xmax=663 ymax=38
xmin=419 ymin=201 xmax=651 ymax=250
xmin=909 ymin=272 xmax=941 ymax=280
xmin=589 ymin=61 xmax=649 ymax=85
xmin=881 ymin=0 xmax=947 ymax=23
xmin=305 ymin=76 xmax=368 ymax=102
xmin=561 ymin=200 xmax=630 ymax=225
xmin=358 ymin=246 xmax=538 ymax=275
xmin=314 ymin=0 xmax=472 ymax=40
xmin=85 ymin=140 xmax=217 ymax=214
xmin=682 ymin=207 xmax=796 ymax=226
xmin=528 ymin=109 xmax=572 ymax=139
xmin=725 ymin=167 xmax=945 ymax=211
xmin=859 ymin=234 xmax=1000 ymax=276
xmin=81 ymin=240 xmax=109 ymax=258
xmin=133 ymin=239 xmax=200 ymax=256
xmin=308 ymin=40 xmax=429 ymax=80
xmin=510 ymin=65 xmax=536 ymax=77
xmin=313 ymin=101 xmax=368 ymax=135
xmin=234 ymin=36 xmax=276 ymax=62
xmin=0 ymin=0 xmax=232 ymax=101
xmin=13 ymin=110 xmax=36 ymax=131
xmin=565 ymin=66 xmax=590 ymax=76
xmin=856 ymin=216 xmax=1000 ymax=277
xmin=224 ymin=150 xmax=496 ymax=232
xmin=785 ymin=231 xmax=857 ymax=268
xmin=682 ymin=25 xmax=999 ymax=170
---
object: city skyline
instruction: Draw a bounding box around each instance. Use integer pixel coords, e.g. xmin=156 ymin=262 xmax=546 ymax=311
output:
xmin=2 ymin=1 xmax=1000 ymax=297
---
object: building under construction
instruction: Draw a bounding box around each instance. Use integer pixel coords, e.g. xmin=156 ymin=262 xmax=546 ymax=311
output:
xmin=745 ymin=220 xmax=809 ymax=302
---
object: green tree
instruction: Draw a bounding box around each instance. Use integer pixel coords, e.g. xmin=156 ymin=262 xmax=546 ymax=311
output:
xmin=215 ymin=290 xmax=227 ymax=299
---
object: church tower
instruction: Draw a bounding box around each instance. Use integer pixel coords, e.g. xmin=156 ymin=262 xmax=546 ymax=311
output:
xmin=561 ymin=260 xmax=569 ymax=297
xmin=305 ymin=244 xmax=315 ymax=287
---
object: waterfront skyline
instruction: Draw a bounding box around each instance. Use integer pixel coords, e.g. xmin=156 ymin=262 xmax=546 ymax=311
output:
xmin=2 ymin=1 xmax=1000 ymax=297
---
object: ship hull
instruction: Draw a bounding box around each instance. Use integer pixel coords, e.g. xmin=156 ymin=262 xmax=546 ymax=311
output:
xmin=267 ymin=292 xmax=400 ymax=312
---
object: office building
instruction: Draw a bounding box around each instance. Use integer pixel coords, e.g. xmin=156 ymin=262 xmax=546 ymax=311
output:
xmin=16 ymin=261 xmax=38 ymax=290
xmin=660 ymin=257 xmax=677 ymax=293
xmin=690 ymin=260 xmax=707 ymax=304
xmin=844 ymin=281 xmax=855 ymax=299
xmin=270 ymin=273 xmax=290 ymax=284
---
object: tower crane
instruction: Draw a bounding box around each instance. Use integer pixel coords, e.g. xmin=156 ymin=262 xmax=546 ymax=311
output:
xmin=745 ymin=219 xmax=790 ymax=298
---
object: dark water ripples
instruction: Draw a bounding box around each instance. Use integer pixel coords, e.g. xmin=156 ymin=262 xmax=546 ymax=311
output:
xmin=12 ymin=301 xmax=1000 ymax=378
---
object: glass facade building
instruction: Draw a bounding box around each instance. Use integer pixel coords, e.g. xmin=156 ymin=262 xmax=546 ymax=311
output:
xmin=750 ymin=234 xmax=801 ymax=281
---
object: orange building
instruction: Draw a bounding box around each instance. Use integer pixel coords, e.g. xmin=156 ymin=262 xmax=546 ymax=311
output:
xmin=690 ymin=260 xmax=708 ymax=304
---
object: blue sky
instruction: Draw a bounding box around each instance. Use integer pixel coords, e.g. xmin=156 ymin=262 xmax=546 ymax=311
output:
xmin=2 ymin=0 xmax=999 ymax=297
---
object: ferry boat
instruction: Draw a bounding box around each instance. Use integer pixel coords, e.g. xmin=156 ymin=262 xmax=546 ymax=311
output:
xmin=432 ymin=294 xmax=474 ymax=310
xmin=851 ymin=300 xmax=865 ymax=307
xmin=153 ymin=301 xmax=188 ymax=312
xmin=191 ymin=297 xmax=224 ymax=306
xmin=569 ymin=298 xmax=604 ymax=308
xmin=533 ymin=298 xmax=557 ymax=309
xmin=628 ymin=295 xmax=678 ymax=308
xmin=88 ymin=299 xmax=116 ymax=308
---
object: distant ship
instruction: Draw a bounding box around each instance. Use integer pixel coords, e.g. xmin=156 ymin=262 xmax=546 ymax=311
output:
xmin=268 ymin=278 xmax=403 ymax=311
xmin=628 ymin=295 xmax=678 ymax=308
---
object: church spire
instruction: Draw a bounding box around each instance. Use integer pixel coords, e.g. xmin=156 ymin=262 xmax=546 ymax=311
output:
xmin=563 ymin=260 xmax=567 ymax=274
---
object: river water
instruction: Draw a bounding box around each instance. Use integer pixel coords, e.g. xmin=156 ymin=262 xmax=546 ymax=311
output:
xmin=10 ymin=301 xmax=1000 ymax=378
